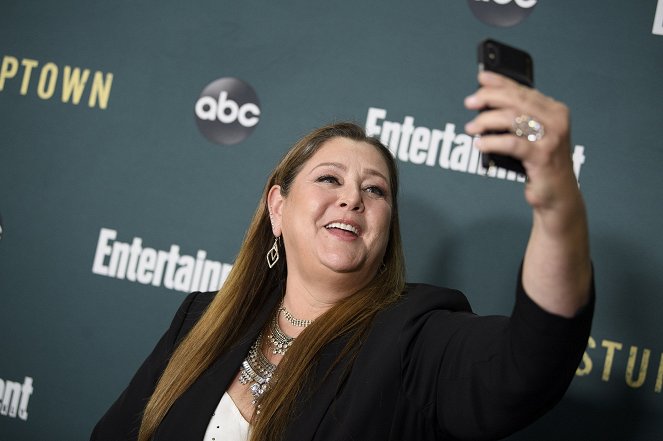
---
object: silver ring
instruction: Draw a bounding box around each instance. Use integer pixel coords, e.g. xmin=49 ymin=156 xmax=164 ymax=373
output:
xmin=513 ymin=115 xmax=544 ymax=142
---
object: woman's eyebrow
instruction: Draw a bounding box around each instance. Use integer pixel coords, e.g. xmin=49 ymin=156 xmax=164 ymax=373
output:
xmin=364 ymin=168 xmax=389 ymax=183
xmin=311 ymin=162 xmax=388 ymax=182
xmin=311 ymin=162 xmax=345 ymax=171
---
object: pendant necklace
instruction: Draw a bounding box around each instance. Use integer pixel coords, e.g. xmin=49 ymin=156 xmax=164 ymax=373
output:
xmin=237 ymin=303 xmax=314 ymax=404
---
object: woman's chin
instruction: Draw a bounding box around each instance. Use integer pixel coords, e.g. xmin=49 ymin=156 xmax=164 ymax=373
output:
xmin=320 ymin=258 xmax=372 ymax=277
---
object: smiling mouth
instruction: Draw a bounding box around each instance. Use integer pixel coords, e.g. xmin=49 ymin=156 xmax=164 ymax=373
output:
xmin=325 ymin=222 xmax=359 ymax=236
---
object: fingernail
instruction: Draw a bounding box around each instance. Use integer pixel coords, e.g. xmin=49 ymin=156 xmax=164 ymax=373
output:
xmin=464 ymin=95 xmax=478 ymax=107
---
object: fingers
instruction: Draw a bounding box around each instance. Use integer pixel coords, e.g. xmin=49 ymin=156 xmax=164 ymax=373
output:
xmin=465 ymin=81 xmax=538 ymax=114
xmin=478 ymin=70 xmax=517 ymax=87
xmin=465 ymin=70 xmax=569 ymax=145
xmin=465 ymin=71 xmax=556 ymax=118
xmin=464 ymin=70 xmax=571 ymax=169
xmin=464 ymin=71 xmax=525 ymax=109
xmin=473 ymin=134 xmax=530 ymax=164
xmin=464 ymin=105 xmax=535 ymax=167
xmin=463 ymin=72 xmax=580 ymax=213
xmin=464 ymin=108 xmax=518 ymax=136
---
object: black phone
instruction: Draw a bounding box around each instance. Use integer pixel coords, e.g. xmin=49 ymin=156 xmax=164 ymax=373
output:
xmin=477 ymin=39 xmax=534 ymax=175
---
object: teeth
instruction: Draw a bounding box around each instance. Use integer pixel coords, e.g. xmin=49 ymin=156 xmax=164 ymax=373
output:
xmin=325 ymin=222 xmax=359 ymax=235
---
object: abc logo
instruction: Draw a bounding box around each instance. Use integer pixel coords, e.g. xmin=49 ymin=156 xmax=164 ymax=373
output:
xmin=468 ymin=0 xmax=537 ymax=27
xmin=195 ymin=77 xmax=261 ymax=145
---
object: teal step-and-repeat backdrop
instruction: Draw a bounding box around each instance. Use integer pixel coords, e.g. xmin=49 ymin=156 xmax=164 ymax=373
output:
xmin=2 ymin=1 xmax=662 ymax=439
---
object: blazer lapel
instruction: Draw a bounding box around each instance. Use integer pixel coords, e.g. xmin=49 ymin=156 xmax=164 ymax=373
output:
xmin=153 ymin=283 xmax=355 ymax=441
xmin=154 ymin=287 xmax=280 ymax=441
xmin=282 ymin=331 xmax=353 ymax=441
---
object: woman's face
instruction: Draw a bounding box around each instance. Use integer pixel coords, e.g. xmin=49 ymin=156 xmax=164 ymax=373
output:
xmin=269 ymin=137 xmax=393 ymax=287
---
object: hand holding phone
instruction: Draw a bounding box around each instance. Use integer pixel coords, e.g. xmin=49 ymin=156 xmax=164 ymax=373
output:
xmin=477 ymin=39 xmax=534 ymax=175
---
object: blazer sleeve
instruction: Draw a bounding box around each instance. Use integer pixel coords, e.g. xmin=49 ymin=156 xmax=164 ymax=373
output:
xmin=90 ymin=291 xmax=214 ymax=441
xmin=402 ymin=271 xmax=595 ymax=440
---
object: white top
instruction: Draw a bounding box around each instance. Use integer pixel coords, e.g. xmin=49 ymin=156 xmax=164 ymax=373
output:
xmin=203 ymin=392 xmax=250 ymax=441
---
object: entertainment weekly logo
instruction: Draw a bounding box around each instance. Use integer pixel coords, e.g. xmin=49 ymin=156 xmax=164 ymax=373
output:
xmin=468 ymin=0 xmax=537 ymax=27
xmin=92 ymin=228 xmax=233 ymax=293
xmin=364 ymin=107 xmax=587 ymax=183
xmin=194 ymin=77 xmax=261 ymax=145
xmin=0 ymin=375 xmax=34 ymax=421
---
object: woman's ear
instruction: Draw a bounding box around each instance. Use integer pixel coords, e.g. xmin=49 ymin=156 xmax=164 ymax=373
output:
xmin=267 ymin=185 xmax=284 ymax=237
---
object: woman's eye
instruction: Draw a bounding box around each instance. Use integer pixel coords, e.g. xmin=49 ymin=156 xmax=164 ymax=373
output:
xmin=316 ymin=175 xmax=339 ymax=184
xmin=364 ymin=186 xmax=386 ymax=197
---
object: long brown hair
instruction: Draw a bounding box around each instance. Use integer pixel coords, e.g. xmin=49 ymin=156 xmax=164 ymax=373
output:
xmin=138 ymin=122 xmax=406 ymax=441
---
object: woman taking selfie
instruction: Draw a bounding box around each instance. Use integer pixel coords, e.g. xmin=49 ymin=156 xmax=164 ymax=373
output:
xmin=92 ymin=71 xmax=593 ymax=441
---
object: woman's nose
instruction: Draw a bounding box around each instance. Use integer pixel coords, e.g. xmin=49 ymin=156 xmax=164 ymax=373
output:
xmin=338 ymin=186 xmax=364 ymax=212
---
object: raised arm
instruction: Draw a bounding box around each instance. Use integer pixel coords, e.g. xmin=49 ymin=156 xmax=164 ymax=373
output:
xmin=464 ymin=71 xmax=592 ymax=317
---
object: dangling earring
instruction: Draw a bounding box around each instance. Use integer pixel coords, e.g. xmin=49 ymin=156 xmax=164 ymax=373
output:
xmin=266 ymin=236 xmax=280 ymax=268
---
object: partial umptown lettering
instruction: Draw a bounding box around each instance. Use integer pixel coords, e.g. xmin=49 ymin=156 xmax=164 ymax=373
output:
xmin=576 ymin=336 xmax=663 ymax=394
xmin=0 ymin=55 xmax=113 ymax=109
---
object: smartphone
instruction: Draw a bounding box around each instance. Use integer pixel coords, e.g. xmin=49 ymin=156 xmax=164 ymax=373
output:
xmin=477 ymin=39 xmax=534 ymax=175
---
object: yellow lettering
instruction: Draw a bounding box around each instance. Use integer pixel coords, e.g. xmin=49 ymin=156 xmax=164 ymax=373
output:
xmin=576 ymin=336 xmax=596 ymax=376
xmin=601 ymin=339 xmax=623 ymax=382
xmin=88 ymin=71 xmax=113 ymax=109
xmin=20 ymin=58 xmax=39 ymax=95
xmin=0 ymin=56 xmax=19 ymax=90
xmin=625 ymin=346 xmax=650 ymax=388
xmin=61 ymin=66 xmax=90 ymax=104
xmin=656 ymin=353 xmax=663 ymax=393
xmin=37 ymin=62 xmax=58 ymax=99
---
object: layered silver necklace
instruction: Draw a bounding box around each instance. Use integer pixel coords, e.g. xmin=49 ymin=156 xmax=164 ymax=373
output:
xmin=238 ymin=302 xmax=313 ymax=404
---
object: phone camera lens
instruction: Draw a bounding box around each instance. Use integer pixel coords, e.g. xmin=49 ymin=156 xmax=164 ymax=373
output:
xmin=486 ymin=44 xmax=498 ymax=65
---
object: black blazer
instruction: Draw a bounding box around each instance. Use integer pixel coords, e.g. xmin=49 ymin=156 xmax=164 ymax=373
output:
xmin=91 ymin=280 xmax=593 ymax=441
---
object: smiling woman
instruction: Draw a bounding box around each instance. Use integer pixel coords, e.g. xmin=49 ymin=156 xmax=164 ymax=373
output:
xmin=268 ymin=137 xmax=393 ymax=288
xmin=92 ymin=80 xmax=594 ymax=441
